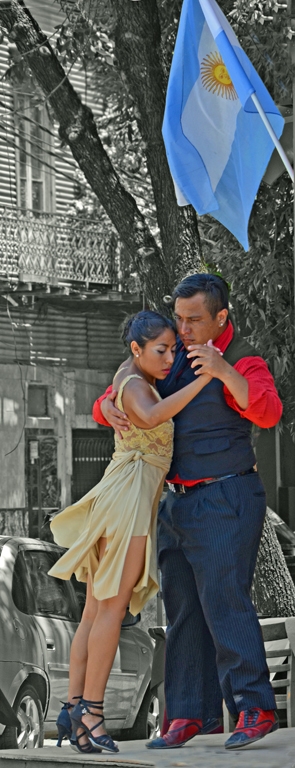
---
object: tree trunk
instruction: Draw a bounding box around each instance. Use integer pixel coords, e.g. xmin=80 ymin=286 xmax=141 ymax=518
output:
xmin=111 ymin=0 xmax=202 ymax=279
xmin=252 ymin=511 xmax=295 ymax=616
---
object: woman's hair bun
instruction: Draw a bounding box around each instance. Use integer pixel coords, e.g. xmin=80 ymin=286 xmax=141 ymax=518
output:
xmin=122 ymin=309 xmax=175 ymax=350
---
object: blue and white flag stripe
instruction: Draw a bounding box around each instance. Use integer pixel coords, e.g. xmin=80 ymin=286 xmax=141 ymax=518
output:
xmin=162 ymin=0 xmax=284 ymax=250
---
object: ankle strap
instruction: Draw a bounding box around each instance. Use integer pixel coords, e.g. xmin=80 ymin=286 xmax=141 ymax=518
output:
xmin=60 ymin=696 xmax=82 ymax=709
xmin=81 ymin=698 xmax=104 ymax=709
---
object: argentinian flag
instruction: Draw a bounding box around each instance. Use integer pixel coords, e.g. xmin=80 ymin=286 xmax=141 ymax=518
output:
xmin=162 ymin=0 xmax=284 ymax=250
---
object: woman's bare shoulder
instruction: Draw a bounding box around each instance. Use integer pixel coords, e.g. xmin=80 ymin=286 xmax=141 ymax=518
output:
xmin=121 ymin=375 xmax=159 ymax=410
xmin=113 ymin=367 xmax=156 ymax=399
xmin=113 ymin=368 xmax=148 ymax=392
xmin=113 ymin=359 xmax=132 ymax=387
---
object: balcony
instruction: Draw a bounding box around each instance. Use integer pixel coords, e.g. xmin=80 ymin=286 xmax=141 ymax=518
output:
xmin=0 ymin=207 xmax=120 ymax=291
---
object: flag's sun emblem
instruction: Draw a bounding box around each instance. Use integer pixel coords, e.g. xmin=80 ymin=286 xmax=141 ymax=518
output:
xmin=201 ymin=52 xmax=238 ymax=100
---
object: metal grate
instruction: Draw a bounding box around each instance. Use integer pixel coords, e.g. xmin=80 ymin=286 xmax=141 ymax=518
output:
xmin=72 ymin=433 xmax=114 ymax=502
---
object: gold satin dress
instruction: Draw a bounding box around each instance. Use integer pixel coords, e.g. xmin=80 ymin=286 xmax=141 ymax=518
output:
xmin=48 ymin=375 xmax=174 ymax=615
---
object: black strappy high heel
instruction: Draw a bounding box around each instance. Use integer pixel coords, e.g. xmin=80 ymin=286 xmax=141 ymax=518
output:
xmin=70 ymin=698 xmax=119 ymax=753
xmin=72 ymin=729 xmax=99 ymax=754
xmin=56 ymin=701 xmax=74 ymax=747
xmin=56 ymin=696 xmax=94 ymax=751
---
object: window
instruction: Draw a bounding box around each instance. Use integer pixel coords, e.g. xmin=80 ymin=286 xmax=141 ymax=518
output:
xmin=15 ymin=95 xmax=55 ymax=213
xmin=27 ymin=385 xmax=48 ymax=417
xmin=12 ymin=549 xmax=77 ymax=620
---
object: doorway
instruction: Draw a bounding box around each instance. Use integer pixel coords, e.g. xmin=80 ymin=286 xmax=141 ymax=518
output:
xmin=25 ymin=429 xmax=59 ymax=538
xmin=72 ymin=428 xmax=114 ymax=502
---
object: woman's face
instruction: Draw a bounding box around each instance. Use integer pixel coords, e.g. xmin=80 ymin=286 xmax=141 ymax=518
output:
xmin=133 ymin=328 xmax=177 ymax=382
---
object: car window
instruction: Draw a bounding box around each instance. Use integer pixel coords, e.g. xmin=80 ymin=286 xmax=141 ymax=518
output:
xmin=12 ymin=549 xmax=77 ymax=620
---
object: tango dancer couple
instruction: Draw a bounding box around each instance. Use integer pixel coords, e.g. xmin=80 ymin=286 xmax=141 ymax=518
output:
xmin=49 ymin=273 xmax=282 ymax=753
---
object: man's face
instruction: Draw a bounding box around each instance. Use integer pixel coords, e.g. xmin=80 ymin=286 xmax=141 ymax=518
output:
xmin=174 ymin=293 xmax=228 ymax=348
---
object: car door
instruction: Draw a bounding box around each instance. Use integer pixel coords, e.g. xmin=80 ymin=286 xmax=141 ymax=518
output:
xmin=104 ymin=617 xmax=152 ymax=728
xmin=70 ymin=576 xmax=146 ymax=728
xmin=104 ymin=632 xmax=141 ymax=724
xmin=18 ymin=546 xmax=79 ymax=724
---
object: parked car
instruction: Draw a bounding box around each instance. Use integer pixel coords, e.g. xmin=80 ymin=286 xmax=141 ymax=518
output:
xmin=0 ymin=536 xmax=159 ymax=749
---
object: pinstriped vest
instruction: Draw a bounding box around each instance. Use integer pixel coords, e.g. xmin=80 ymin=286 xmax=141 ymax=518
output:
xmin=157 ymin=332 xmax=261 ymax=481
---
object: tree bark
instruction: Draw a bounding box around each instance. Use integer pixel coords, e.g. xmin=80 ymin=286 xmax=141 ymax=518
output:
xmin=252 ymin=511 xmax=295 ymax=616
xmin=111 ymin=0 xmax=202 ymax=278
xmin=0 ymin=0 xmax=171 ymax=304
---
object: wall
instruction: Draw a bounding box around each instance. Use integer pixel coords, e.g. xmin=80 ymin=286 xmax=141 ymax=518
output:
xmin=0 ymin=297 xmax=140 ymax=369
xmin=0 ymin=363 xmax=75 ymax=529
xmin=0 ymin=0 xmax=104 ymax=214
xmin=0 ymin=364 xmax=25 ymax=509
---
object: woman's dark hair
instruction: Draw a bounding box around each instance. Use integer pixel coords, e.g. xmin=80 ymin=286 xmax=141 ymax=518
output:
xmin=172 ymin=273 xmax=229 ymax=318
xmin=122 ymin=310 xmax=176 ymax=351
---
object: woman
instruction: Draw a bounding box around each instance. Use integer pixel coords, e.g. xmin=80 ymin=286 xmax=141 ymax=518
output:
xmin=49 ymin=310 xmax=212 ymax=755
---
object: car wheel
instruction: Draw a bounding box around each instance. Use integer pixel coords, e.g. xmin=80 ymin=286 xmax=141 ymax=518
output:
xmin=0 ymin=684 xmax=44 ymax=749
xmin=123 ymin=686 xmax=160 ymax=741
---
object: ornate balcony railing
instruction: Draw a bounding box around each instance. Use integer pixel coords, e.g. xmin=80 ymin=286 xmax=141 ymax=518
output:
xmin=0 ymin=207 xmax=120 ymax=289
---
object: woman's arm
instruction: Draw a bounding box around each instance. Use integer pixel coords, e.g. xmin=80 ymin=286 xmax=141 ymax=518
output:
xmin=122 ymin=373 xmax=212 ymax=429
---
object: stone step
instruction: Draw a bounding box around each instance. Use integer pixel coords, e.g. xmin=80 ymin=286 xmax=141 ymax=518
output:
xmin=1 ymin=730 xmax=294 ymax=768
xmin=0 ymin=745 xmax=154 ymax=768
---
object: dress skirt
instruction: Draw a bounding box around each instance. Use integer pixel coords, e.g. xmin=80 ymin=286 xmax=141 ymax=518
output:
xmin=48 ymin=449 xmax=170 ymax=615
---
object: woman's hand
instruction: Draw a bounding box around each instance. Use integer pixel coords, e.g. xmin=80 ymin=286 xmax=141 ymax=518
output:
xmin=187 ymin=344 xmax=227 ymax=378
xmin=186 ymin=343 xmax=249 ymax=409
xmin=101 ymin=391 xmax=131 ymax=439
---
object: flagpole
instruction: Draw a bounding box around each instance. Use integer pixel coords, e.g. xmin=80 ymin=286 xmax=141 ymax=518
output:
xmin=251 ymin=92 xmax=294 ymax=182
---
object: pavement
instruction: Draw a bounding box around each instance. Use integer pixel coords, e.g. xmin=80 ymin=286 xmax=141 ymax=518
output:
xmin=1 ymin=729 xmax=295 ymax=768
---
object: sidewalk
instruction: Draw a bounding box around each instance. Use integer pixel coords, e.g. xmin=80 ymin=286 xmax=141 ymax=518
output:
xmin=1 ymin=729 xmax=295 ymax=768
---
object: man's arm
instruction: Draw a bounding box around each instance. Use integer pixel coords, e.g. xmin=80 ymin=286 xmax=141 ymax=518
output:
xmin=224 ymin=356 xmax=283 ymax=428
xmin=92 ymin=385 xmax=131 ymax=434
xmin=92 ymin=385 xmax=113 ymax=426
xmin=187 ymin=346 xmax=282 ymax=427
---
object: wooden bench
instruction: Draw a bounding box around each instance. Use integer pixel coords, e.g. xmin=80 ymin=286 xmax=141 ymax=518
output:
xmin=223 ymin=617 xmax=295 ymax=732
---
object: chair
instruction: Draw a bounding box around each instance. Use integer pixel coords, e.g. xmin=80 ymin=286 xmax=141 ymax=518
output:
xmin=223 ymin=617 xmax=295 ymax=732
xmin=148 ymin=626 xmax=166 ymax=730
xmin=261 ymin=617 xmax=295 ymax=727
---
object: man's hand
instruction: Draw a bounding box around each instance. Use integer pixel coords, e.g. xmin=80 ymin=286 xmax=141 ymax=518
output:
xmin=101 ymin=390 xmax=131 ymax=439
xmin=187 ymin=342 xmax=249 ymax=409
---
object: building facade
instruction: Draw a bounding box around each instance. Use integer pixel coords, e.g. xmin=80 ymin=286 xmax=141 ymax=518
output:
xmin=0 ymin=1 xmax=140 ymax=536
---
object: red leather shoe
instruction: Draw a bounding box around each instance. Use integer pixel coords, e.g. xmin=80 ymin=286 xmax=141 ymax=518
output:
xmin=202 ymin=717 xmax=223 ymax=734
xmin=146 ymin=718 xmax=202 ymax=749
xmin=160 ymin=709 xmax=170 ymax=737
xmin=224 ymin=708 xmax=279 ymax=750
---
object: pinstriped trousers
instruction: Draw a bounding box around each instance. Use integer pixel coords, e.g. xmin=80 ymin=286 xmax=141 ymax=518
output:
xmin=157 ymin=472 xmax=276 ymax=720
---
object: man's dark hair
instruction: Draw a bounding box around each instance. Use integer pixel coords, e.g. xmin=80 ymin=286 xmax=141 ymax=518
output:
xmin=172 ymin=273 xmax=229 ymax=318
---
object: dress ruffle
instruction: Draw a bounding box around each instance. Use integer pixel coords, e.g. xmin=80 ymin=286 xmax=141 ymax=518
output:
xmin=49 ymin=449 xmax=171 ymax=615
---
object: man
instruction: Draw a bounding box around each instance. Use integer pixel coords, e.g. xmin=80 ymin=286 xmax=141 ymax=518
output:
xmin=93 ymin=274 xmax=282 ymax=750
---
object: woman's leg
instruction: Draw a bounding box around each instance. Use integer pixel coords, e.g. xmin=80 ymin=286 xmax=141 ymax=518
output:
xmin=81 ymin=535 xmax=147 ymax=737
xmin=67 ymin=574 xmax=99 ymax=703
